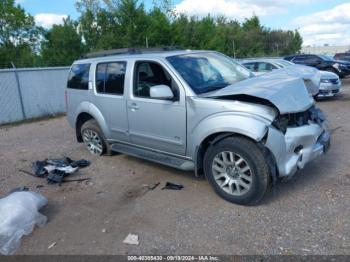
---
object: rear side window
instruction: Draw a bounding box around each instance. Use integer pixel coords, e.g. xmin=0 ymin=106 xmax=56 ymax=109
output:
xmin=67 ymin=63 xmax=91 ymax=90
xmin=243 ymin=62 xmax=256 ymax=71
xmin=257 ymin=62 xmax=277 ymax=72
xmin=96 ymin=62 xmax=126 ymax=95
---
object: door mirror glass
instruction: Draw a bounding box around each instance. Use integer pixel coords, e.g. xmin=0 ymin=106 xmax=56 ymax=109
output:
xmin=150 ymin=85 xmax=174 ymax=100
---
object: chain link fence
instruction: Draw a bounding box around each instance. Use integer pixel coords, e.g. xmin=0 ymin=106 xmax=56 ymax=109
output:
xmin=0 ymin=67 xmax=70 ymax=125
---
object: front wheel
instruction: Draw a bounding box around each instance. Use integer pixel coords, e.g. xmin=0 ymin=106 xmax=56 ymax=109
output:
xmin=204 ymin=136 xmax=271 ymax=205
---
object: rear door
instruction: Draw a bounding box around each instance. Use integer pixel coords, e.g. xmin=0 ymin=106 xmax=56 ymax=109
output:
xmin=66 ymin=63 xmax=91 ymax=126
xmin=126 ymin=59 xmax=187 ymax=155
xmin=90 ymin=60 xmax=130 ymax=142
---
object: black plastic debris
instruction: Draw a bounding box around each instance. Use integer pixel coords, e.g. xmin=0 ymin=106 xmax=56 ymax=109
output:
xmin=161 ymin=182 xmax=184 ymax=190
xmin=21 ymin=157 xmax=90 ymax=185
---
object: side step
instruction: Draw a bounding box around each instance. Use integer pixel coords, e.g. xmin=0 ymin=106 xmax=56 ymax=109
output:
xmin=111 ymin=143 xmax=195 ymax=171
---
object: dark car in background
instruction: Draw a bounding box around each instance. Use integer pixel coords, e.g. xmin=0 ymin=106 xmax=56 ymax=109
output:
xmin=284 ymin=54 xmax=350 ymax=78
xmin=334 ymin=52 xmax=350 ymax=62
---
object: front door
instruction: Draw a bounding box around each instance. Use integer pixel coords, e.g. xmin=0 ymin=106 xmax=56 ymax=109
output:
xmin=127 ymin=60 xmax=186 ymax=156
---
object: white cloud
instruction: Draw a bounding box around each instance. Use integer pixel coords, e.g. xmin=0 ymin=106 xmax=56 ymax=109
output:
xmin=15 ymin=0 xmax=26 ymax=4
xmin=174 ymin=0 xmax=322 ymax=21
xmin=294 ymin=3 xmax=350 ymax=46
xmin=175 ymin=0 xmax=275 ymax=20
xmin=35 ymin=13 xmax=68 ymax=29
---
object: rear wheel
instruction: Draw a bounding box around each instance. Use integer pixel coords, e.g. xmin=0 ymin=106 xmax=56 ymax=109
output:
xmin=81 ymin=119 xmax=107 ymax=156
xmin=204 ymin=136 xmax=271 ymax=205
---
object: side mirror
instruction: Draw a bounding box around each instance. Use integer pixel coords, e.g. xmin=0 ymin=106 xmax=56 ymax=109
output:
xmin=150 ymin=85 xmax=174 ymax=100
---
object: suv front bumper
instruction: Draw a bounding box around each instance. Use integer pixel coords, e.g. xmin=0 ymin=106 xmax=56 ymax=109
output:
xmin=265 ymin=123 xmax=331 ymax=178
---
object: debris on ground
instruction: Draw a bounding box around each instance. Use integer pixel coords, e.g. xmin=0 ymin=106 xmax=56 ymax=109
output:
xmin=142 ymin=182 xmax=160 ymax=190
xmin=48 ymin=242 xmax=57 ymax=249
xmin=19 ymin=157 xmax=90 ymax=185
xmin=0 ymin=191 xmax=48 ymax=255
xmin=123 ymin=233 xmax=139 ymax=245
xmin=161 ymin=182 xmax=184 ymax=190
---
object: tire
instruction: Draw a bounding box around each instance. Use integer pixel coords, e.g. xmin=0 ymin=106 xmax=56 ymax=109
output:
xmin=81 ymin=119 xmax=108 ymax=156
xmin=204 ymin=136 xmax=271 ymax=205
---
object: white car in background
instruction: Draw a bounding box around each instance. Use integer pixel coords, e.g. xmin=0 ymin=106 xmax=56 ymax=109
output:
xmin=241 ymin=58 xmax=341 ymax=98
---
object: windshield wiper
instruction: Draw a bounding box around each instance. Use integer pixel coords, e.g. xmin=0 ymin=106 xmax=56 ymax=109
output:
xmin=197 ymin=83 xmax=230 ymax=94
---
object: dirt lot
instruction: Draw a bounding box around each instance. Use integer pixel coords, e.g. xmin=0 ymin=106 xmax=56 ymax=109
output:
xmin=1 ymin=79 xmax=350 ymax=255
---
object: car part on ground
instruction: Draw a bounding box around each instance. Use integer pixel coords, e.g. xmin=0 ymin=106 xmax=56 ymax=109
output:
xmin=66 ymin=49 xmax=331 ymax=205
xmin=0 ymin=191 xmax=47 ymax=255
xmin=20 ymin=157 xmax=91 ymax=185
xmin=161 ymin=182 xmax=184 ymax=190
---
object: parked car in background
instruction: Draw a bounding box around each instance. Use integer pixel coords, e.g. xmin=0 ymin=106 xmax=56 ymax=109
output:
xmin=240 ymin=58 xmax=341 ymax=98
xmin=284 ymin=54 xmax=350 ymax=78
xmin=66 ymin=48 xmax=331 ymax=205
xmin=239 ymin=58 xmax=321 ymax=96
xmin=334 ymin=52 xmax=350 ymax=62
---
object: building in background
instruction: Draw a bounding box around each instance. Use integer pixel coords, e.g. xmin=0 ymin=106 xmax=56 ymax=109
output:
xmin=302 ymin=45 xmax=350 ymax=56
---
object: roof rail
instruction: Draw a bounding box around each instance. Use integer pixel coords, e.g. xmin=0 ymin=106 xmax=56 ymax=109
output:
xmin=82 ymin=46 xmax=184 ymax=59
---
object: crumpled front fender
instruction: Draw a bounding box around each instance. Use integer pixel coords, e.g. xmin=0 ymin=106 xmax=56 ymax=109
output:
xmin=189 ymin=112 xmax=270 ymax=159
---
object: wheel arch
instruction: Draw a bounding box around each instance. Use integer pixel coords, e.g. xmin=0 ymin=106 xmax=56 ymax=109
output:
xmin=75 ymin=112 xmax=93 ymax=142
xmin=194 ymin=131 xmax=278 ymax=183
xmin=75 ymin=104 xmax=110 ymax=142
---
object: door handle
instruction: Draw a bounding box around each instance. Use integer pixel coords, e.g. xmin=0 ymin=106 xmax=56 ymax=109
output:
xmin=128 ymin=103 xmax=140 ymax=111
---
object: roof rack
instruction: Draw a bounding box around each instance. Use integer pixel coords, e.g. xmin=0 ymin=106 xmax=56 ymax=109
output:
xmin=82 ymin=46 xmax=184 ymax=59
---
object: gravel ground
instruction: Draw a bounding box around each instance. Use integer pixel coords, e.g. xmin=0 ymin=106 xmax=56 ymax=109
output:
xmin=0 ymin=79 xmax=349 ymax=255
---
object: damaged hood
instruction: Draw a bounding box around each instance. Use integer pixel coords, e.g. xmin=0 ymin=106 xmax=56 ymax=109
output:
xmin=202 ymin=71 xmax=314 ymax=114
xmin=276 ymin=65 xmax=320 ymax=96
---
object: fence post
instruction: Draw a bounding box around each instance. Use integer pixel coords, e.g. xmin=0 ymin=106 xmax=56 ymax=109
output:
xmin=11 ymin=62 xmax=26 ymax=120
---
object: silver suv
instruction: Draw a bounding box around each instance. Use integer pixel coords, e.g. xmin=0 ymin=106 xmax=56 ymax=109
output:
xmin=66 ymin=49 xmax=330 ymax=205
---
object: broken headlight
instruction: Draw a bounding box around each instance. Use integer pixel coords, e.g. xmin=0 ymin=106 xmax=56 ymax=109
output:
xmin=272 ymin=115 xmax=289 ymax=134
xmin=272 ymin=106 xmax=325 ymax=134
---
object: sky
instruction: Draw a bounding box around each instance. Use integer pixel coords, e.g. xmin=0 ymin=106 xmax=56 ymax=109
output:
xmin=15 ymin=0 xmax=350 ymax=47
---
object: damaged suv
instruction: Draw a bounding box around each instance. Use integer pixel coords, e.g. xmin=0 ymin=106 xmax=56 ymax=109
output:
xmin=66 ymin=49 xmax=331 ymax=205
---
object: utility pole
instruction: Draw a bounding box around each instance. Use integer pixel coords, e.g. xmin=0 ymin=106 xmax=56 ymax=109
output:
xmin=11 ymin=62 xmax=26 ymax=120
xmin=146 ymin=37 xmax=149 ymax=48
xmin=232 ymin=39 xmax=236 ymax=59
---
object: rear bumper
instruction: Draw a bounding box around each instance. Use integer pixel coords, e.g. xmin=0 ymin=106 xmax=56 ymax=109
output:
xmin=265 ymin=123 xmax=330 ymax=178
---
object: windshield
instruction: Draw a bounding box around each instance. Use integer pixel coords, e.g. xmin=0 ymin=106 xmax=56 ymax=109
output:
xmin=166 ymin=52 xmax=251 ymax=94
xmin=274 ymin=60 xmax=294 ymax=67
xmin=318 ymin=55 xmax=334 ymax=61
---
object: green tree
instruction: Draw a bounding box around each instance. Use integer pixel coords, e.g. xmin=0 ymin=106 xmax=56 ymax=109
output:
xmin=116 ymin=0 xmax=149 ymax=47
xmin=75 ymin=0 xmax=103 ymax=51
xmin=41 ymin=18 xmax=86 ymax=66
xmin=146 ymin=7 xmax=172 ymax=47
xmin=0 ymin=0 xmax=41 ymax=68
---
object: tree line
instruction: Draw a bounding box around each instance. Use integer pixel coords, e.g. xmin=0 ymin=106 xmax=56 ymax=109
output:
xmin=0 ymin=0 xmax=303 ymax=69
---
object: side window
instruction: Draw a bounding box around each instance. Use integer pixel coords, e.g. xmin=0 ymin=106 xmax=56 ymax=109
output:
xmin=67 ymin=63 xmax=91 ymax=90
xmin=243 ymin=62 xmax=256 ymax=71
xmin=292 ymin=55 xmax=306 ymax=63
xmin=257 ymin=62 xmax=276 ymax=72
xmin=134 ymin=61 xmax=178 ymax=99
xmin=96 ymin=62 xmax=126 ymax=95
